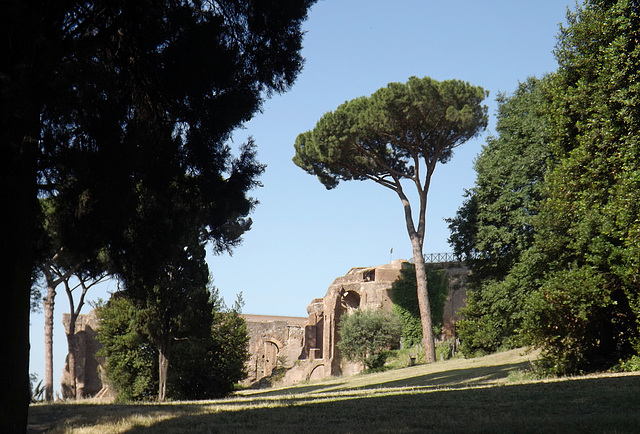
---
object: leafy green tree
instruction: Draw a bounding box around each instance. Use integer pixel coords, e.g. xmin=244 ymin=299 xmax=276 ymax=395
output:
xmin=337 ymin=310 xmax=402 ymax=370
xmin=169 ymin=291 xmax=249 ymax=399
xmin=96 ymin=296 xmax=157 ymax=402
xmin=391 ymin=264 xmax=448 ymax=347
xmin=448 ymin=77 xmax=550 ymax=280
xmin=114 ymin=188 xmax=215 ymax=401
xmin=522 ymin=0 xmax=640 ymax=374
xmin=137 ymin=259 xmax=212 ymax=402
xmin=446 ymin=77 xmax=551 ymax=355
xmin=96 ymin=288 xmax=249 ymax=401
xmin=1 ymin=1 xmax=314 ymax=428
xmin=294 ymin=76 xmax=488 ymax=362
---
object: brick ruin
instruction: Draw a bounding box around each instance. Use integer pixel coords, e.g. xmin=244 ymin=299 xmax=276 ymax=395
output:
xmin=62 ymin=259 xmax=468 ymax=395
xmin=61 ymin=310 xmax=110 ymax=399
xmin=242 ymin=259 xmax=469 ymax=387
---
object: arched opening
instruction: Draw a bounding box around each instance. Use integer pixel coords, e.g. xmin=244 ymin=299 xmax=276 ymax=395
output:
xmin=262 ymin=340 xmax=279 ymax=377
xmin=308 ymin=364 xmax=325 ymax=381
xmin=333 ymin=289 xmax=362 ymax=359
xmin=341 ymin=290 xmax=361 ymax=311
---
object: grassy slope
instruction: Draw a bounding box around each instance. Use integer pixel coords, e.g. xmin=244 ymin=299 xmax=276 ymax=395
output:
xmin=28 ymin=349 xmax=640 ymax=433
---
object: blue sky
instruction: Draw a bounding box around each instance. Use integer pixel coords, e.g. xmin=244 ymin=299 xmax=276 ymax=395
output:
xmin=30 ymin=0 xmax=575 ymax=395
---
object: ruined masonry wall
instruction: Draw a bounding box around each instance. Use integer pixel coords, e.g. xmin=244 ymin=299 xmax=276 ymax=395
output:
xmin=63 ymin=259 xmax=469 ymax=394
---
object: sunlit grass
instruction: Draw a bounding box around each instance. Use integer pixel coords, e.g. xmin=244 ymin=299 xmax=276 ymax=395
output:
xmin=29 ymin=348 xmax=640 ymax=433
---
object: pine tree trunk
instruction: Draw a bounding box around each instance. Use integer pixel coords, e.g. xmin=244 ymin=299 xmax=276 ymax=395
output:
xmin=65 ymin=321 xmax=77 ymax=399
xmin=158 ymin=338 xmax=170 ymax=402
xmin=43 ymin=283 xmax=56 ymax=402
xmin=411 ymin=239 xmax=436 ymax=362
xmin=398 ymin=187 xmax=437 ymax=364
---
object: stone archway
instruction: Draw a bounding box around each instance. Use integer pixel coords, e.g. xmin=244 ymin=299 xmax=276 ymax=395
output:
xmin=340 ymin=290 xmax=361 ymax=311
xmin=262 ymin=341 xmax=279 ymax=377
xmin=261 ymin=336 xmax=284 ymax=377
xmin=326 ymin=287 xmax=363 ymax=375
xmin=308 ymin=363 xmax=325 ymax=381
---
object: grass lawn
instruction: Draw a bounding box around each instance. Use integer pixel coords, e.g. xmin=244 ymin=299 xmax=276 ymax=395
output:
xmin=28 ymin=349 xmax=640 ymax=433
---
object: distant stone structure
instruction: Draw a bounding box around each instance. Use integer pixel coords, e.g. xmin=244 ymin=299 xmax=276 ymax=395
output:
xmin=242 ymin=314 xmax=308 ymax=386
xmin=62 ymin=258 xmax=468 ymax=394
xmin=242 ymin=259 xmax=469 ymax=387
xmin=61 ymin=310 xmax=110 ymax=399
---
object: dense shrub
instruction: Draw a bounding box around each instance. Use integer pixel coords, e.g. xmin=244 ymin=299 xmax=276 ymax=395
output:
xmin=337 ymin=309 xmax=402 ymax=370
xmin=96 ymin=290 xmax=249 ymax=401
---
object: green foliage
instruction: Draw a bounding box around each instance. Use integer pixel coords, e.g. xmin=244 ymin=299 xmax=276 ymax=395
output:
xmin=521 ymin=0 xmax=640 ymax=374
xmin=447 ymin=77 xmax=551 ymax=356
xmin=617 ymin=356 xmax=640 ymax=373
xmin=119 ymin=223 xmax=215 ymax=401
xmin=96 ymin=297 xmax=157 ymax=401
xmin=451 ymin=1 xmax=640 ymax=372
xmin=448 ymin=77 xmax=550 ymax=278
xmin=435 ymin=339 xmax=459 ymax=361
xmin=96 ymin=289 xmax=249 ymax=401
xmin=385 ymin=345 xmax=426 ymax=369
xmin=293 ymin=76 xmax=488 ymax=191
xmin=525 ymin=266 xmax=631 ymax=375
xmin=168 ymin=310 xmax=249 ymax=399
xmin=337 ymin=310 xmax=402 ymax=370
xmin=457 ymin=257 xmax=539 ymax=356
xmin=169 ymin=292 xmax=249 ymax=399
xmin=391 ymin=264 xmax=448 ymax=347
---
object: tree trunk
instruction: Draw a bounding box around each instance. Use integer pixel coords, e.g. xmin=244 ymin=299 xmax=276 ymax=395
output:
xmin=411 ymin=238 xmax=436 ymax=362
xmin=1 ymin=206 xmax=33 ymax=432
xmin=158 ymin=338 xmax=170 ymax=402
xmin=65 ymin=312 xmax=79 ymax=399
xmin=63 ymin=277 xmax=93 ymax=400
xmin=397 ymin=187 xmax=436 ymax=363
xmin=43 ymin=283 xmax=56 ymax=402
xmin=0 ymin=129 xmax=37 ymax=433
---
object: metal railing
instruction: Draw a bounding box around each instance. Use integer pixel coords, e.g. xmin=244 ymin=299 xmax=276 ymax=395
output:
xmin=423 ymin=252 xmax=458 ymax=264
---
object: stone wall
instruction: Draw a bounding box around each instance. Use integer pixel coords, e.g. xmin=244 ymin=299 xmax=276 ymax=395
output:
xmin=62 ymin=259 xmax=469 ymax=394
xmin=439 ymin=265 xmax=469 ymax=341
xmin=61 ymin=310 xmax=109 ymax=399
xmin=241 ymin=314 xmax=307 ymax=387
xmin=243 ymin=259 xmax=470 ymax=387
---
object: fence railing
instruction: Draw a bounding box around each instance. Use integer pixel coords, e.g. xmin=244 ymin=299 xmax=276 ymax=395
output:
xmin=423 ymin=252 xmax=459 ymax=264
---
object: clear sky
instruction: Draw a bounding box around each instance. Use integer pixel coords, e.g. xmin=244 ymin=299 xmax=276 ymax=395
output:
xmin=30 ymin=0 xmax=575 ymax=396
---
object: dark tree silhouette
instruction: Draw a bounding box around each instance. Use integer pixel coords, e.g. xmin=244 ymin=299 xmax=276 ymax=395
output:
xmin=1 ymin=1 xmax=315 ymax=430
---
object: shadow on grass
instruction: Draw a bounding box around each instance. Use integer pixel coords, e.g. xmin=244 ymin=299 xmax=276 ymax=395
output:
xmin=238 ymin=382 xmax=348 ymax=397
xmin=239 ymin=361 xmax=531 ymax=397
xmin=358 ymin=361 xmax=533 ymax=390
xmin=29 ymin=375 xmax=640 ymax=433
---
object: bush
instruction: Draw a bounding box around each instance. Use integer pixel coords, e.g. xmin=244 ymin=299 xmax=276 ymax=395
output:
xmin=617 ymin=356 xmax=640 ymax=373
xmin=337 ymin=310 xmax=402 ymax=370
xmin=169 ymin=307 xmax=249 ymax=399
xmin=524 ymin=266 xmax=636 ymax=376
xmin=95 ymin=297 xmax=157 ymax=402
xmin=96 ymin=290 xmax=249 ymax=401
